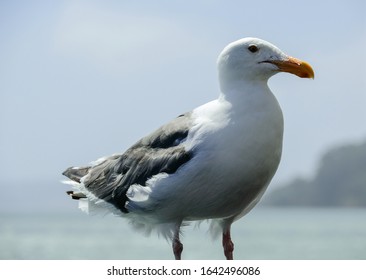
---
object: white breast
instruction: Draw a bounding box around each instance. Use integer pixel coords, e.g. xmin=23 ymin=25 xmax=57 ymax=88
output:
xmin=165 ymin=88 xmax=284 ymax=220
xmin=126 ymin=87 xmax=284 ymax=223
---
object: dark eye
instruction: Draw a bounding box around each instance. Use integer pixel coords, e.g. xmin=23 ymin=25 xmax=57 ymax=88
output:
xmin=248 ymin=45 xmax=259 ymax=53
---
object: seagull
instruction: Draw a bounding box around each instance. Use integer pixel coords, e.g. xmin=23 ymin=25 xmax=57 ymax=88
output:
xmin=62 ymin=37 xmax=314 ymax=260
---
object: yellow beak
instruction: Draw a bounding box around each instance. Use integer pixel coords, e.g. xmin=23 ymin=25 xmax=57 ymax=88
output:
xmin=270 ymin=56 xmax=315 ymax=79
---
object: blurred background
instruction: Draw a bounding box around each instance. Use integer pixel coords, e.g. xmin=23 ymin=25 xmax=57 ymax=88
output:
xmin=0 ymin=0 xmax=365 ymax=259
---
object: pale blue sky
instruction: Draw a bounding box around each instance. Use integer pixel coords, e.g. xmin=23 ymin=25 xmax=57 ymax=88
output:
xmin=0 ymin=0 xmax=365 ymax=212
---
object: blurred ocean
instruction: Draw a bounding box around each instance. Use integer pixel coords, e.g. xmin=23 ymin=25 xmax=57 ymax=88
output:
xmin=1 ymin=208 xmax=365 ymax=260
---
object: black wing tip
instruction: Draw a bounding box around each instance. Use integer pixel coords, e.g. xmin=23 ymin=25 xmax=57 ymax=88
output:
xmin=66 ymin=190 xmax=87 ymax=200
xmin=62 ymin=166 xmax=90 ymax=183
xmin=62 ymin=167 xmax=73 ymax=177
xmin=62 ymin=167 xmax=76 ymax=179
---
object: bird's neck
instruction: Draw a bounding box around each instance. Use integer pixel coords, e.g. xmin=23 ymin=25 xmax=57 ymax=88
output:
xmin=219 ymin=79 xmax=273 ymax=111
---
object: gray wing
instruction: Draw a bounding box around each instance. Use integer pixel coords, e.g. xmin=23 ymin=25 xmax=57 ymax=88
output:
xmin=63 ymin=113 xmax=193 ymax=213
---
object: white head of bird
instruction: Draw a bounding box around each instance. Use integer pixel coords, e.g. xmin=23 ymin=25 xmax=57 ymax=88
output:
xmin=217 ymin=37 xmax=314 ymax=93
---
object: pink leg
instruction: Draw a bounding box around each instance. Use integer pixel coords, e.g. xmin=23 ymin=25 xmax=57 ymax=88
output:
xmin=222 ymin=228 xmax=234 ymax=260
xmin=172 ymin=224 xmax=183 ymax=260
